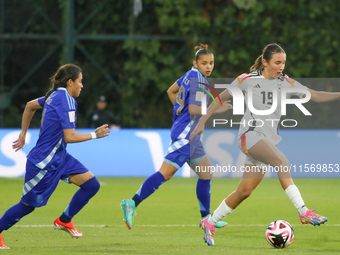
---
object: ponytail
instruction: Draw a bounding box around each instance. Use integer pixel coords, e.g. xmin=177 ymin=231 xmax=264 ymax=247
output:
xmin=44 ymin=64 xmax=82 ymax=104
xmin=44 ymin=84 xmax=60 ymax=104
xmin=250 ymin=55 xmax=263 ymax=72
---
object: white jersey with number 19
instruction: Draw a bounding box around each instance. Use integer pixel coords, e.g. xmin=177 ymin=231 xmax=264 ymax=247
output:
xmin=228 ymin=70 xmax=308 ymax=145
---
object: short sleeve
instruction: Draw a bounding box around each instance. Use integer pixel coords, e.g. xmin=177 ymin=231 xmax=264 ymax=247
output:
xmin=176 ymin=74 xmax=185 ymax=87
xmin=190 ymin=78 xmax=202 ymax=106
xmin=189 ymin=76 xmax=212 ymax=107
xmin=227 ymin=74 xmax=246 ymax=96
xmin=284 ymin=76 xmax=309 ymax=98
xmin=236 ymin=73 xmax=250 ymax=91
xmin=37 ymin=96 xmax=45 ymax=107
xmin=58 ymin=98 xmax=77 ymax=130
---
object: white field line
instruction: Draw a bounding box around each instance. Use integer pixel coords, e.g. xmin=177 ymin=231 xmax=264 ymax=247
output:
xmin=15 ymin=224 xmax=340 ymax=228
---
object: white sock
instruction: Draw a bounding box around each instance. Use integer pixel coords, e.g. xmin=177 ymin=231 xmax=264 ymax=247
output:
xmin=208 ymin=199 xmax=234 ymax=225
xmin=285 ymin=185 xmax=308 ymax=215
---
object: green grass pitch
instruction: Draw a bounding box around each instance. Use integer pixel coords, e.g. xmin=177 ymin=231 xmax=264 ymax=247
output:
xmin=1 ymin=177 xmax=339 ymax=254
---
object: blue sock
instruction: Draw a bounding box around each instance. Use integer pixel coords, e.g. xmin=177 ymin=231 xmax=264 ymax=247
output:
xmin=0 ymin=201 xmax=35 ymax=232
xmin=133 ymin=172 xmax=165 ymax=206
xmin=59 ymin=177 xmax=100 ymax=223
xmin=196 ymin=179 xmax=211 ymax=217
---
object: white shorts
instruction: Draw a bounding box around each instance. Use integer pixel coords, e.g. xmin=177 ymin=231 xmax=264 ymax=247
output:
xmin=237 ymin=131 xmax=267 ymax=168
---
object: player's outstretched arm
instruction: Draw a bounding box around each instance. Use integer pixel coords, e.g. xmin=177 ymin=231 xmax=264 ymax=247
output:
xmin=189 ymin=100 xmax=232 ymax=116
xmin=213 ymin=100 xmax=233 ymax=114
xmin=309 ymin=89 xmax=340 ymax=103
xmin=63 ymin=124 xmax=110 ymax=143
xmin=13 ymin=98 xmax=43 ymax=152
xmin=189 ymin=89 xmax=232 ymax=142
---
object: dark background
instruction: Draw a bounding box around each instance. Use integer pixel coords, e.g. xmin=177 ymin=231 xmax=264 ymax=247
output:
xmin=1 ymin=0 xmax=339 ymax=128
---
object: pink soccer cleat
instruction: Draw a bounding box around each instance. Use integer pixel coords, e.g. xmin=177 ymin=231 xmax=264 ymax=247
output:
xmin=300 ymin=209 xmax=327 ymax=226
xmin=200 ymin=217 xmax=216 ymax=246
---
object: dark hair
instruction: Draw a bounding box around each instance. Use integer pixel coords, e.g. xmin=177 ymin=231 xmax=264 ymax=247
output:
xmin=194 ymin=43 xmax=212 ymax=62
xmin=250 ymin=43 xmax=285 ymax=72
xmin=44 ymin=64 xmax=82 ymax=103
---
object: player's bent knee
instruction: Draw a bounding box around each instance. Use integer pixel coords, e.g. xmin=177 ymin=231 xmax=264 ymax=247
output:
xmin=237 ymin=187 xmax=253 ymax=200
xmin=196 ymin=172 xmax=212 ymax=180
xmin=271 ymin=155 xmax=289 ymax=169
xmin=159 ymin=168 xmax=177 ymax=181
xmin=21 ymin=201 xmax=35 ymax=210
xmin=163 ymin=173 xmax=174 ymax=181
xmin=281 ymin=158 xmax=289 ymax=168
xmin=19 ymin=201 xmax=35 ymax=215
xmin=81 ymin=176 xmax=100 ymax=196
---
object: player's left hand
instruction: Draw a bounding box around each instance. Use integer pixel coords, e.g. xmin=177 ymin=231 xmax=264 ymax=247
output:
xmin=219 ymin=100 xmax=233 ymax=113
xmin=189 ymin=122 xmax=205 ymax=142
xmin=221 ymin=100 xmax=233 ymax=111
xmin=94 ymin=124 xmax=110 ymax=138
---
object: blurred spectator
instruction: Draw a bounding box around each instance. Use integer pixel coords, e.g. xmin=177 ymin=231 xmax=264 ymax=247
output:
xmin=87 ymin=96 xmax=120 ymax=129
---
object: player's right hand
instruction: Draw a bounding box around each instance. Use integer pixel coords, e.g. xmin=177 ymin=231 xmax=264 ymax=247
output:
xmin=189 ymin=122 xmax=205 ymax=142
xmin=12 ymin=131 xmax=26 ymax=152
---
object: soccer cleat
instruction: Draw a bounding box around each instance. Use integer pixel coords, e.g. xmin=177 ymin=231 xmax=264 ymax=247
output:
xmin=53 ymin=217 xmax=82 ymax=238
xmin=299 ymin=209 xmax=328 ymax=226
xmin=200 ymin=214 xmax=228 ymax=229
xmin=121 ymin=199 xmax=136 ymax=230
xmin=200 ymin=217 xmax=216 ymax=246
xmin=0 ymin=234 xmax=10 ymax=249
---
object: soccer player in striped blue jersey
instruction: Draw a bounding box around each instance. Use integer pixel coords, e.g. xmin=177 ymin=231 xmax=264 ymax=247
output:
xmin=121 ymin=44 xmax=232 ymax=230
xmin=0 ymin=64 xmax=110 ymax=249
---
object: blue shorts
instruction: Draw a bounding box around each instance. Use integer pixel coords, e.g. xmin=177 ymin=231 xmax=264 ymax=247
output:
xmin=21 ymin=153 xmax=88 ymax=207
xmin=164 ymin=135 xmax=206 ymax=169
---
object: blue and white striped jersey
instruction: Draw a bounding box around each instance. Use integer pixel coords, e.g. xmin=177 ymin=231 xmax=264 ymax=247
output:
xmin=170 ymin=67 xmax=210 ymax=140
xmin=27 ymin=87 xmax=77 ymax=171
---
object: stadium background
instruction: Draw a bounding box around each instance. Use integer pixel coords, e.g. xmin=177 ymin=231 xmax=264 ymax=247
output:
xmin=0 ymin=0 xmax=339 ymax=177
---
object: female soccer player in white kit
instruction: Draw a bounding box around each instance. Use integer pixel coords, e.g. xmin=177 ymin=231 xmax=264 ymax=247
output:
xmin=190 ymin=43 xmax=340 ymax=246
